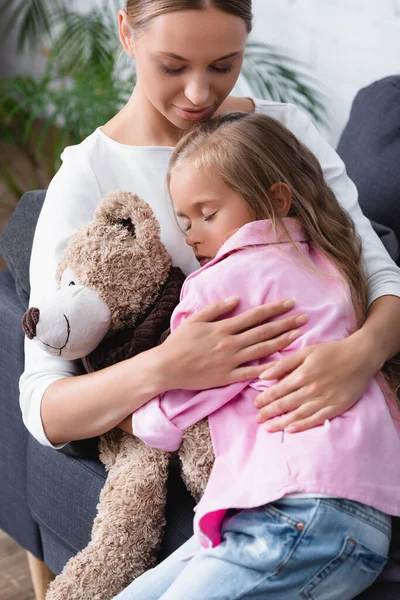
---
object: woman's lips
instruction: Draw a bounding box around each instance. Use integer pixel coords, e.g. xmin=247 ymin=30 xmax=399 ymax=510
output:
xmin=175 ymin=105 xmax=214 ymax=121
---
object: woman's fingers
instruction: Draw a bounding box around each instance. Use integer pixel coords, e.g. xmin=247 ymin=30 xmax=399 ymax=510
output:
xmin=236 ymin=313 xmax=307 ymax=350
xmin=258 ymin=350 xmax=307 ymax=381
xmin=255 ymin=386 xmax=310 ymax=424
xmin=186 ymin=296 xmax=240 ymax=323
xmin=255 ymin=367 xmax=309 ymax=414
xmin=222 ymin=299 xmax=296 ymax=335
xmin=236 ymin=330 xmax=301 ymax=365
xmin=230 ymin=363 xmax=277 ymax=384
xmin=284 ymin=407 xmax=343 ymax=433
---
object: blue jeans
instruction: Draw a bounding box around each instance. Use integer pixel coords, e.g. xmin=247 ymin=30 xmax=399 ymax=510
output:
xmin=113 ymin=497 xmax=391 ymax=600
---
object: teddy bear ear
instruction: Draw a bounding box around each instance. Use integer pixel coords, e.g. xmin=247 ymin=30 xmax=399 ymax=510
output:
xmin=120 ymin=218 xmax=136 ymax=238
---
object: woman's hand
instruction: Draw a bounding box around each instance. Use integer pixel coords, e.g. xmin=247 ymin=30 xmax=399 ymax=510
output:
xmin=254 ymin=333 xmax=377 ymax=433
xmin=156 ymin=297 xmax=307 ymax=393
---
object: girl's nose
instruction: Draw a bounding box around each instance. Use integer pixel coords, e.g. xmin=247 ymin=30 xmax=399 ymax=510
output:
xmin=186 ymin=231 xmax=195 ymax=247
xmin=184 ymin=75 xmax=210 ymax=106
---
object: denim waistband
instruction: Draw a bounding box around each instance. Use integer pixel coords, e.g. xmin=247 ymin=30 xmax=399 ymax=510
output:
xmin=274 ymin=496 xmax=391 ymax=538
xmin=319 ymin=498 xmax=391 ymax=538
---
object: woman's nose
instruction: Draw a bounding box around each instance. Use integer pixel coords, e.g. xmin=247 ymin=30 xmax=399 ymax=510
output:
xmin=184 ymin=75 xmax=210 ymax=106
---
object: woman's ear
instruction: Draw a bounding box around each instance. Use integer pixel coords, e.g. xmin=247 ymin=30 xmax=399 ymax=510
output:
xmin=268 ymin=182 xmax=292 ymax=217
xmin=118 ymin=9 xmax=136 ymax=58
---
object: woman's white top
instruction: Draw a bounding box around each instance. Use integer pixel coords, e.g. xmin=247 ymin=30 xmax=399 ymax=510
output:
xmin=20 ymin=99 xmax=400 ymax=448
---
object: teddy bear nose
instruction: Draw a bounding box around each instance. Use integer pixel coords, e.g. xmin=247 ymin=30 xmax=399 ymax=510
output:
xmin=22 ymin=307 xmax=40 ymax=339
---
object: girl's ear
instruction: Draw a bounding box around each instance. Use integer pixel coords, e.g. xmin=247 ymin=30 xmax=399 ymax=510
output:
xmin=118 ymin=9 xmax=136 ymax=58
xmin=268 ymin=182 xmax=292 ymax=217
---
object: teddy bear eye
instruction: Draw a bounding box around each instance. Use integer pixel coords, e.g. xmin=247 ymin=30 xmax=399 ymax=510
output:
xmin=69 ymin=281 xmax=76 ymax=286
xmin=120 ymin=218 xmax=136 ymax=238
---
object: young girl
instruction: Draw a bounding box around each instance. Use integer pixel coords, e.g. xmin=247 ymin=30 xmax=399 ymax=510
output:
xmin=113 ymin=112 xmax=400 ymax=600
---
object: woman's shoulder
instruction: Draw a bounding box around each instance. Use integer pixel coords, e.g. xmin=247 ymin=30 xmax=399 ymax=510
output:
xmin=60 ymin=128 xmax=107 ymax=166
xmin=222 ymin=96 xmax=311 ymax=132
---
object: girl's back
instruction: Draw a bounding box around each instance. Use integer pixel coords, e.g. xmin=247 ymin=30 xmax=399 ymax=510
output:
xmin=133 ymin=218 xmax=400 ymax=548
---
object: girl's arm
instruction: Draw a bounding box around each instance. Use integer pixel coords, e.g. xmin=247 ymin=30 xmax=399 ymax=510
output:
xmin=253 ymin=102 xmax=400 ymax=432
xmin=131 ymin=379 xmax=248 ymax=452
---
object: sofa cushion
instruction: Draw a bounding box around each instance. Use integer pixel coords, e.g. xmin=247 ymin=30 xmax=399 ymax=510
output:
xmin=0 ymin=190 xmax=46 ymax=308
xmin=0 ymin=270 xmax=43 ymax=557
xmin=337 ymin=75 xmax=400 ymax=246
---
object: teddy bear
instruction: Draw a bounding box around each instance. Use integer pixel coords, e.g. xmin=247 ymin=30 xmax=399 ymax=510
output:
xmin=22 ymin=191 xmax=215 ymax=600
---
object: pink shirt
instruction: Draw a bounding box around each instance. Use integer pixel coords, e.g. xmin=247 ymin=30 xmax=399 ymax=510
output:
xmin=133 ymin=219 xmax=400 ymax=548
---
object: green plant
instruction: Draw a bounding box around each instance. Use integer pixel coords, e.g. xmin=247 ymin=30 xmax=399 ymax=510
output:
xmin=0 ymin=0 xmax=326 ymax=198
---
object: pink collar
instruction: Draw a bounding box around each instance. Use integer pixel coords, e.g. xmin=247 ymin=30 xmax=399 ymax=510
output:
xmin=188 ymin=218 xmax=309 ymax=279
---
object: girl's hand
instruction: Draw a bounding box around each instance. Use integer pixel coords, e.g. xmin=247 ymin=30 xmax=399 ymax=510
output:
xmin=254 ymin=335 xmax=377 ymax=433
xmin=157 ymin=297 xmax=307 ymax=392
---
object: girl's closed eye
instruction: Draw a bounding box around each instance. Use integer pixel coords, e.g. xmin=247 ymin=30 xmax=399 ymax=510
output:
xmin=204 ymin=212 xmax=217 ymax=222
xmin=179 ymin=218 xmax=191 ymax=233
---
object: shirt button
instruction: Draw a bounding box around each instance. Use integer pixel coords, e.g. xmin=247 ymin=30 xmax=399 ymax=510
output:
xmin=296 ymin=522 xmax=305 ymax=531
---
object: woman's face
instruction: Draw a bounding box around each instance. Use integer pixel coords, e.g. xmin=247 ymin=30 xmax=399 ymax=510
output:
xmin=170 ymin=163 xmax=254 ymax=267
xmin=121 ymin=7 xmax=247 ymax=130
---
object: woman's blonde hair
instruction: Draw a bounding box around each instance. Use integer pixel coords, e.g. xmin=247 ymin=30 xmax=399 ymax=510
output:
xmin=168 ymin=112 xmax=400 ymax=403
xmin=126 ymin=0 xmax=253 ymax=34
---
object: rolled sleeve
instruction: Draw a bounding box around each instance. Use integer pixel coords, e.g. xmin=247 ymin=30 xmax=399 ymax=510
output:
xmin=132 ymin=397 xmax=184 ymax=451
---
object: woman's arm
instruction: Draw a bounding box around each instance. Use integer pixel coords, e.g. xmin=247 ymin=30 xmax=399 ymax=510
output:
xmin=35 ymin=296 xmax=303 ymax=445
xmin=359 ymin=295 xmax=400 ymax=369
xmin=41 ymin=345 xmax=165 ymax=445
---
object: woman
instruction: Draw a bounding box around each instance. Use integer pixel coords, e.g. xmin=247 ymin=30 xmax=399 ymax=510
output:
xmin=20 ymin=0 xmax=400 ymax=460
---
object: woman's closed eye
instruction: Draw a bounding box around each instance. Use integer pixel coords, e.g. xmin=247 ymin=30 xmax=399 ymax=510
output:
xmin=161 ymin=64 xmax=233 ymax=76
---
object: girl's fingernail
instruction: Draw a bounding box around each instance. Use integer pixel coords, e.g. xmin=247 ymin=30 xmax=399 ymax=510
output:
xmin=289 ymin=329 xmax=300 ymax=341
xmin=265 ymin=424 xmax=274 ymax=432
xmin=296 ymin=314 xmax=308 ymax=325
xmin=225 ymin=296 xmax=238 ymax=304
xmin=256 ymin=413 xmax=263 ymax=423
xmin=253 ymin=399 xmax=260 ymax=408
xmin=283 ymin=299 xmax=295 ymax=308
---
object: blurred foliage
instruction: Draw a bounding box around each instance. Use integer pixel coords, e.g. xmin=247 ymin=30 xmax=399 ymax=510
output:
xmin=0 ymin=0 xmax=326 ymax=197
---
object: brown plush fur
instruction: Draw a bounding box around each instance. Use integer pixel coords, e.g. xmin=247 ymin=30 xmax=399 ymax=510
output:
xmin=56 ymin=191 xmax=172 ymax=332
xmin=45 ymin=192 xmax=215 ymax=600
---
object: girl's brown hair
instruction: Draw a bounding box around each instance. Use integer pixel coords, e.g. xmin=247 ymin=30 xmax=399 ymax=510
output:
xmin=126 ymin=1 xmax=253 ymax=34
xmin=168 ymin=111 xmax=400 ymax=403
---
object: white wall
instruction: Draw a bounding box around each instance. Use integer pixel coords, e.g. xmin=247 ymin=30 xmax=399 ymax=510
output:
xmin=1 ymin=1 xmax=400 ymax=145
xmin=251 ymin=0 xmax=400 ymax=145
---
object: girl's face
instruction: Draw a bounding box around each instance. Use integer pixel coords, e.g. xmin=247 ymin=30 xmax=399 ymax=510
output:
xmin=170 ymin=163 xmax=254 ymax=266
xmin=121 ymin=8 xmax=247 ymax=130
